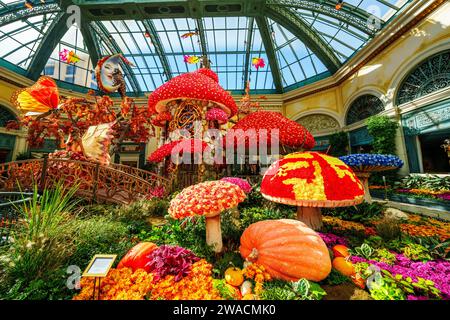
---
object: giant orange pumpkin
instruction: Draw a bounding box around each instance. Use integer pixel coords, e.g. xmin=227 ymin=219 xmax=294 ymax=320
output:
xmin=239 ymin=219 xmax=331 ymax=282
xmin=117 ymin=242 xmax=158 ymax=271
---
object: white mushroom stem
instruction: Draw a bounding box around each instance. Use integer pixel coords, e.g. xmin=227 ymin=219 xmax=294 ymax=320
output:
xmin=205 ymin=215 xmax=223 ymax=253
xmin=355 ymin=172 xmax=372 ymax=203
xmin=297 ymin=207 xmax=323 ymax=230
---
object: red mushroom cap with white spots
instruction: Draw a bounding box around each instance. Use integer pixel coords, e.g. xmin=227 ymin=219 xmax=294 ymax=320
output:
xmin=147 ymin=68 xmax=237 ymax=117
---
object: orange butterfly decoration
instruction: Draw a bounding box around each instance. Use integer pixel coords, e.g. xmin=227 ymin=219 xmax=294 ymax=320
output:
xmin=181 ymin=31 xmax=198 ymax=39
xmin=12 ymin=76 xmax=59 ymax=115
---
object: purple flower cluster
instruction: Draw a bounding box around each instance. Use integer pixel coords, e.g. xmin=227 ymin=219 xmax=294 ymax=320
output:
xmin=436 ymin=193 xmax=450 ymax=201
xmin=318 ymin=232 xmax=348 ymax=247
xmin=351 ymin=254 xmax=450 ymax=299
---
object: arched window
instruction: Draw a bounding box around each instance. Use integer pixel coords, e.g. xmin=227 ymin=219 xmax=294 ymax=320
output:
xmin=345 ymin=94 xmax=384 ymax=126
xmin=397 ymin=50 xmax=450 ymax=105
xmin=0 ymin=105 xmax=17 ymax=127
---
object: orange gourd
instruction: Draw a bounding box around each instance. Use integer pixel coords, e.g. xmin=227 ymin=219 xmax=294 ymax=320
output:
xmin=117 ymin=242 xmax=158 ymax=271
xmin=332 ymin=257 xmax=355 ymax=276
xmin=239 ymin=219 xmax=332 ymax=282
xmin=224 ymin=267 xmax=244 ymax=287
xmin=332 ymin=245 xmax=350 ymax=258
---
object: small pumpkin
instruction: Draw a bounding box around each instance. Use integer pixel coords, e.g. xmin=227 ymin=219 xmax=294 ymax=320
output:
xmin=239 ymin=219 xmax=331 ymax=282
xmin=332 ymin=257 xmax=355 ymax=277
xmin=225 ymin=267 xmax=244 ymax=287
xmin=332 ymin=245 xmax=350 ymax=259
xmin=117 ymin=242 xmax=158 ymax=271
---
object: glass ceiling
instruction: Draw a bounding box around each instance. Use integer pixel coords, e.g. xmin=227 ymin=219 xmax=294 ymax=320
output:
xmin=0 ymin=0 xmax=411 ymax=94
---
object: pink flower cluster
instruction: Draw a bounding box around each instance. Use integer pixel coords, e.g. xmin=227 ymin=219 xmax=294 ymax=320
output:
xmin=220 ymin=177 xmax=252 ymax=193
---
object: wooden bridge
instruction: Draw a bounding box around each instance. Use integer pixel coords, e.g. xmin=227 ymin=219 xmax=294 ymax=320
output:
xmin=0 ymin=158 xmax=171 ymax=204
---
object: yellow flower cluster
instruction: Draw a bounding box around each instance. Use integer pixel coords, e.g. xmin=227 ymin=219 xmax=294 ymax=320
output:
xmin=242 ymin=263 xmax=271 ymax=295
xmin=148 ymin=260 xmax=222 ymax=300
xmin=398 ymin=214 xmax=450 ymax=241
xmin=323 ymin=216 xmax=366 ymax=232
xmin=73 ymin=260 xmax=222 ymax=300
xmin=73 ymin=268 xmax=154 ymax=300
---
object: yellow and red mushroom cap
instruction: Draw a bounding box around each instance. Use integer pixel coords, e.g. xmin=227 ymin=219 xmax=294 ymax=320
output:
xmin=261 ymin=152 xmax=364 ymax=208
xmin=168 ymin=180 xmax=246 ymax=219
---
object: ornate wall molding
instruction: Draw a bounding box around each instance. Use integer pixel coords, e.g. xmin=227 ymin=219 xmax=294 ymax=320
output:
xmin=296 ymin=114 xmax=340 ymax=134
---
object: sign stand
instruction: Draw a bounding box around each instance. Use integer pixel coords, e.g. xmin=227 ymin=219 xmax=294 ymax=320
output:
xmin=82 ymin=254 xmax=117 ymax=300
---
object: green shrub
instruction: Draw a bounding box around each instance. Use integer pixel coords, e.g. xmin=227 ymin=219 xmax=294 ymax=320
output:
xmin=1 ymin=183 xmax=79 ymax=284
xmin=240 ymin=207 xmax=295 ymax=229
xmin=329 ymin=131 xmax=349 ymax=157
xmin=366 ymin=115 xmax=399 ymax=155
xmin=70 ymin=216 xmax=134 ymax=268
xmin=394 ymin=174 xmax=450 ymax=192
xmin=112 ymin=198 xmax=169 ymax=222
xmin=322 ymin=202 xmax=384 ymax=223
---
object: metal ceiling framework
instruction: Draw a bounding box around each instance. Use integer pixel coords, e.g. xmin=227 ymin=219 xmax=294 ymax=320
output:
xmin=0 ymin=0 xmax=411 ymax=94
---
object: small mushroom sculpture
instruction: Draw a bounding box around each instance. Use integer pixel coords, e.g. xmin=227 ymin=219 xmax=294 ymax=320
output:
xmin=168 ymin=180 xmax=246 ymax=252
xmin=260 ymin=151 xmax=364 ymax=230
xmin=206 ymin=108 xmax=228 ymax=125
xmin=339 ymin=153 xmax=404 ymax=203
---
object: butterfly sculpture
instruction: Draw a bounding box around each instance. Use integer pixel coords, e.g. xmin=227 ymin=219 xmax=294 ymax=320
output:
xmin=252 ymin=57 xmax=265 ymax=70
xmin=184 ymin=55 xmax=201 ymax=64
xmin=12 ymin=76 xmax=60 ymax=116
xmin=181 ymin=31 xmax=198 ymax=39
xmin=59 ymin=49 xmax=82 ymax=64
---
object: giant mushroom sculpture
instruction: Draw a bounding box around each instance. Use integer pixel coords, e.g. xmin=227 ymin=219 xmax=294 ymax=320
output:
xmin=261 ymin=152 xmax=365 ymax=230
xmin=168 ymin=180 xmax=246 ymax=252
xmin=339 ymin=154 xmax=404 ymax=203
xmin=148 ymin=68 xmax=237 ymax=125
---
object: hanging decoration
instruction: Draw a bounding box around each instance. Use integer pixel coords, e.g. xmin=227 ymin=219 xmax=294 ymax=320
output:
xmin=181 ymin=30 xmax=199 ymax=39
xmin=59 ymin=49 xmax=82 ymax=64
xmin=251 ymin=57 xmax=265 ymax=70
xmin=95 ymin=54 xmax=133 ymax=99
xmin=184 ymin=55 xmax=201 ymax=64
xmin=11 ymin=76 xmax=59 ymax=116
xmin=335 ymin=0 xmax=344 ymax=10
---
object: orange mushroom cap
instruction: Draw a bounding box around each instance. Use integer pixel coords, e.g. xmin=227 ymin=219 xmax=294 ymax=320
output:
xmin=261 ymin=152 xmax=364 ymax=207
xmin=168 ymin=180 xmax=246 ymax=219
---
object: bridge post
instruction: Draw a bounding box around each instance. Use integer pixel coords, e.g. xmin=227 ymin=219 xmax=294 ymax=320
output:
xmin=39 ymin=154 xmax=49 ymax=190
xmin=92 ymin=163 xmax=100 ymax=202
